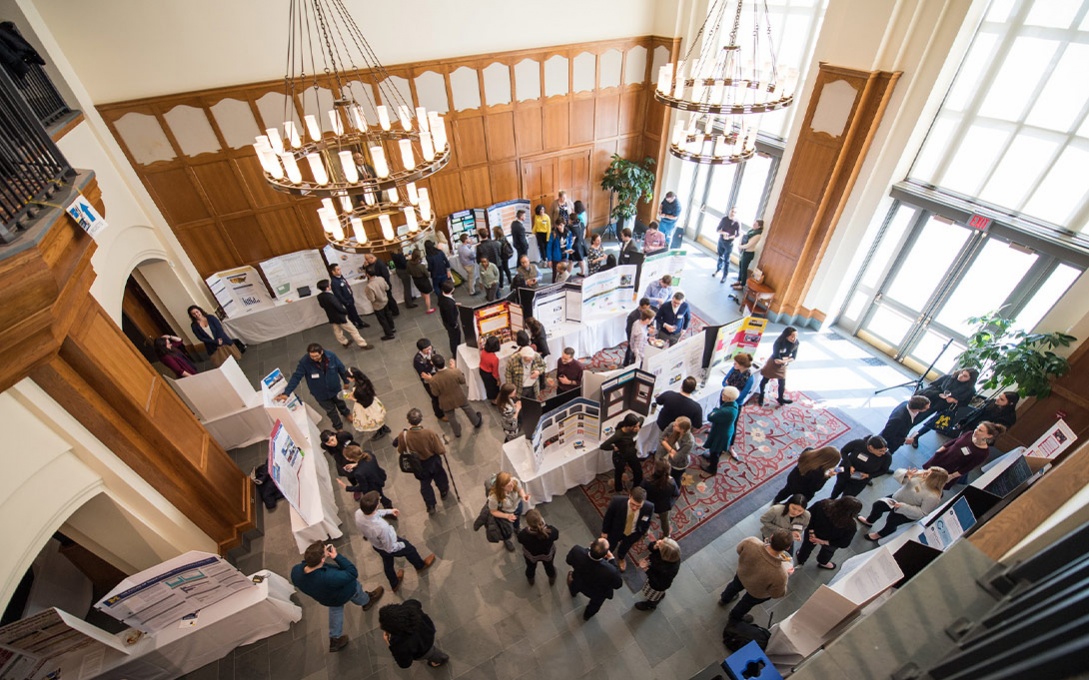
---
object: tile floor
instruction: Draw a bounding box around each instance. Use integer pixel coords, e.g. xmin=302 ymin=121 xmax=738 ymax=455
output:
xmin=182 ymin=243 xmax=953 ymax=680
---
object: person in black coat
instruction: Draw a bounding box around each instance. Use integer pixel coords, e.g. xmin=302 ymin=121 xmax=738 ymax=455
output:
xmin=320 ymin=429 xmax=356 ymax=478
xmin=412 ymin=339 xmax=445 ymax=420
xmin=635 ymin=537 xmax=681 ymax=611
xmin=327 ymin=263 xmax=369 ymax=329
xmin=796 ymin=497 xmax=863 ymax=570
xmin=623 ymin=298 xmax=654 ymax=366
xmin=829 ymin=435 xmax=891 ymax=499
xmin=517 ymin=508 xmax=559 ymax=585
xmin=379 ymin=599 xmax=448 ymax=668
xmin=336 ymin=444 xmax=392 ymax=508
xmin=565 ymin=538 xmax=623 ymax=621
xmin=600 ymin=487 xmax=655 ymax=572
xmin=880 ymin=395 xmax=931 ymax=454
xmin=956 ymin=391 xmax=1019 ymax=435
xmin=655 ymin=377 xmax=704 ymax=430
xmin=601 ymin=413 xmax=643 ymax=492
xmin=772 ymin=446 xmax=841 ymax=505
xmin=641 ymin=460 xmax=680 ymax=538
xmin=390 ymin=251 xmax=417 ymax=308
xmin=436 ymin=280 xmax=461 ymax=357
xmin=511 ymin=210 xmax=530 ymax=262
xmin=905 ymin=369 xmax=979 ymax=447
xmin=316 ymin=279 xmax=372 ymax=350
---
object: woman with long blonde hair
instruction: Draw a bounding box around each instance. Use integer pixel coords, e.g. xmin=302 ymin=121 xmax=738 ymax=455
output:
xmin=488 ymin=471 xmax=530 ymax=551
xmin=516 ymin=508 xmax=559 ymax=585
xmin=860 ymin=467 xmax=950 ymax=541
xmin=772 ymin=446 xmax=842 ymax=505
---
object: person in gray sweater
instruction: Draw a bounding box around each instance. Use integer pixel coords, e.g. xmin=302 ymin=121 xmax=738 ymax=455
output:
xmin=859 ymin=467 xmax=950 ymax=540
xmin=718 ymin=531 xmax=793 ymax=623
xmin=759 ymin=494 xmax=811 ymax=555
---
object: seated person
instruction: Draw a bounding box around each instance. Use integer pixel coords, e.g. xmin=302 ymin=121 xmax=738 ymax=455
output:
xmin=555 ymin=347 xmax=584 ymax=393
xmin=655 ymin=292 xmax=690 ymax=347
xmin=643 ymin=221 xmax=666 ymax=253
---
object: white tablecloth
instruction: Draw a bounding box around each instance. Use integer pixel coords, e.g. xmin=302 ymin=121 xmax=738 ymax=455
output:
xmin=501 ymin=437 xmax=613 ymax=504
xmin=458 ymin=342 xmax=520 ymax=401
xmin=635 ymin=383 xmax=724 ymax=456
xmin=223 ymin=277 xmax=416 ymax=344
xmin=91 ymin=571 xmax=300 ymax=680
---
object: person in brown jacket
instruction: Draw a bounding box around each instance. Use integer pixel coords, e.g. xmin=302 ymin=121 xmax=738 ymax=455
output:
xmin=717 ymin=530 xmax=793 ymax=623
xmin=427 ymin=354 xmax=483 ymax=438
xmin=396 ymin=408 xmax=450 ymax=515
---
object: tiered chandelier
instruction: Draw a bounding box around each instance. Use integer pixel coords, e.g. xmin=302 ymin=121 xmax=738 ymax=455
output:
xmin=654 ymin=0 xmax=798 ymax=165
xmin=252 ymin=0 xmax=451 ymax=253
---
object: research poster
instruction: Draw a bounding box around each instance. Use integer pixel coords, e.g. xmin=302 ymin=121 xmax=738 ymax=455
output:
xmin=639 ymin=249 xmax=687 ymax=292
xmin=581 ymin=265 xmax=637 ymax=317
xmin=1023 ymin=419 xmax=1077 ymax=460
xmin=95 ymin=552 xmax=253 ymax=633
xmin=486 ymin=199 xmax=531 ymax=235
xmin=206 ymin=266 xmax=274 ymax=318
xmin=533 ymin=287 xmax=570 ymax=335
xmin=322 ymin=244 xmax=368 ymax=281
xmin=642 ymin=333 xmax=705 ymax=398
xmin=269 ymin=420 xmax=309 ymax=522
xmin=529 ymin=398 xmax=602 ymax=471
xmin=259 ymin=249 xmax=328 ymax=300
xmin=475 ymin=302 xmax=513 ymax=343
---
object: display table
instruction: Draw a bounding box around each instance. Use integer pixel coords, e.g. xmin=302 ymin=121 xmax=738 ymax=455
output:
xmin=457 ymin=341 xmax=520 ymax=401
xmin=501 ymin=437 xmax=613 ymax=504
xmin=635 ymin=382 xmax=724 ymax=456
xmin=73 ymin=571 xmax=299 ymax=680
xmin=223 ymin=277 xmax=417 ymax=344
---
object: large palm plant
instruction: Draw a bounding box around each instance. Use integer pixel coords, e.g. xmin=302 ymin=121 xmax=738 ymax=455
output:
xmin=957 ymin=312 xmax=1076 ymax=398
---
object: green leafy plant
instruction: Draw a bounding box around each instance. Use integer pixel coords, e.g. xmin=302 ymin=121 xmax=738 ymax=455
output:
xmin=600 ymin=154 xmax=656 ymax=228
xmin=957 ymin=312 xmax=1076 ymax=398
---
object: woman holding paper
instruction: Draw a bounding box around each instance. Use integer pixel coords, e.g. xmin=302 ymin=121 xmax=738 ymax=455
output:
xmin=859 ymin=467 xmax=949 ymax=541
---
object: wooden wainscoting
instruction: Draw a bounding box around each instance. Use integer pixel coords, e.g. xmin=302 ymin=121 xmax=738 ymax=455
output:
xmin=97 ymin=36 xmax=679 ymax=280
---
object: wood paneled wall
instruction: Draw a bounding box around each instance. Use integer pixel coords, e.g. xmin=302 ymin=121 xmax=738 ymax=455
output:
xmin=0 ymin=177 xmax=255 ymax=552
xmin=98 ymin=37 xmax=678 ymax=280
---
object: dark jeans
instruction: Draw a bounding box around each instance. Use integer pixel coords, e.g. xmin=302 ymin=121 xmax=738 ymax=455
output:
xmin=866 ymin=500 xmax=915 ymax=538
xmin=719 ymin=573 xmax=770 ymax=622
xmin=316 ymin=396 xmax=350 ymax=430
xmin=737 ymin=250 xmax=755 ymax=285
xmin=670 ymin=467 xmax=685 ymax=490
xmin=480 ymin=369 xmax=500 ymax=401
xmin=416 ymin=455 xmax=449 ymax=509
xmin=759 ymin=376 xmax=786 ymax=402
xmin=374 ymin=538 xmax=426 ymax=587
xmin=525 ymin=557 xmax=556 ymax=581
xmin=386 ymin=291 xmax=400 ymax=317
xmin=796 ymin=529 xmax=838 ymax=566
xmin=445 ymin=326 xmax=461 ymax=357
xmin=715 ymin=239 xmax=734 ymax=278
xmin=612 ymin=451 xmax=643 ymax=491
xmin=535 ymin=233 xmax=548 ymax=261
xmin=498 ymin=261 xmax=512 ymax=288
xmin=374 ymin=305 xmax=396 ymax=336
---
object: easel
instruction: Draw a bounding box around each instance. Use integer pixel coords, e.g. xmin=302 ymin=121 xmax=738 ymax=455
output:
xmin=874 ymin=336 xmax=956 ymax=395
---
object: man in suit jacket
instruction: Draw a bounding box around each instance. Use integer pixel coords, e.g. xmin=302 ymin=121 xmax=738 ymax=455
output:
xmin=879 ymin=395 xmax=930 ymax=455
xmin=511 ymin=210 xmax=530 ymax=261
xmin=565 ymin=538 xmax=623 ymax=621
xmin=600 ymin=487 xmax=655 ymax=572
xmin=436 ymin=280 xmax=461 ymax=357
xmin=427 ymin=354 xmax=482 ymax=438
xmin=655 ymin=292 xmax=691 ymax=346
xmin=618 ymin=227 xmax=641 ymax=266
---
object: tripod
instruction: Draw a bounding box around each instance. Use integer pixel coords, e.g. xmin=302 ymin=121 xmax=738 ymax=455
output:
xmin=874 ymin=336 xmax=956 ymax=395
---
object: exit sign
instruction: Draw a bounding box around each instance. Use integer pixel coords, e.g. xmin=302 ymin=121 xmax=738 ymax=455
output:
xmin=968 ymin=214 xmax=991 ymax=230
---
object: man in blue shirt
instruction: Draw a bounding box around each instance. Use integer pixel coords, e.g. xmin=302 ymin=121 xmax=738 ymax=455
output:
xmin=328 ymin=263 xmax=370 ymax=330
xmin=643 ymin=274 xmax=674 ymax=309
xmin=278 ymin=343 xmax=351 ymax=429
xmin=291 ymin=542 xmax=384 ymax=652
xmin=656 ymin=191 xmax=682 ymax=247
xmin=655 ymin=291 xmax=690 ymax=346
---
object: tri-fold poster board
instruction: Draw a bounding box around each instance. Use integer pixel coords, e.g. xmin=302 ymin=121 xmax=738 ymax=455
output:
xmin=458 ymin=292 xmax=524 ymax=349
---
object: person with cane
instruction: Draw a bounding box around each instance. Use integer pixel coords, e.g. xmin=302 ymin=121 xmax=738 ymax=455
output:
xmin=395 ymin=408 xmax=459 ymax=515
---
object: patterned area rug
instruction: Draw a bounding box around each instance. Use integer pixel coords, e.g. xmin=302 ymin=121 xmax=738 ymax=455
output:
xmin=568 ymin=389 xmax=862 ymax=589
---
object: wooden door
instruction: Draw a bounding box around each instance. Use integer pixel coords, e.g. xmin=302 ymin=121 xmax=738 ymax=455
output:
xmin=521 ymin=149 xmax=592 ymax=213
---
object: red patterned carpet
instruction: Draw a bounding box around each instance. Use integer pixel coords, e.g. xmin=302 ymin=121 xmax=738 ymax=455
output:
xmin=571 ymin=389 xmax=859 ymax=584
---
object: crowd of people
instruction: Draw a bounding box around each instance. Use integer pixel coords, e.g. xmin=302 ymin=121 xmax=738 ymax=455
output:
xmin=159 ymin=190 xmax=1015 ymax=668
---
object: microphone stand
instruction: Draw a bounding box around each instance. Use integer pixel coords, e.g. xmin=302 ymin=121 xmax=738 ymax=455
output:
xmin=875 ymin=336 xmax=956 ymax=395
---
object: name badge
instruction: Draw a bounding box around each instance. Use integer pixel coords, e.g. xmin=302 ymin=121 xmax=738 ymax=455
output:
xmin=961 ymin=446 xmax=972 ymax=456
xmin=792 ymin=524 xmax=804 ymax=531
xmin=858 ymin=454 xmax=869 ymax=462
xmin=311 ymin=373 xmax=320 ymax=379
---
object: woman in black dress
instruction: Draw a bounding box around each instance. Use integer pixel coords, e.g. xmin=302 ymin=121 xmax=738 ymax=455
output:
xmin=756 ymin=326 xmax=799 ymax=406
xmin=772 ymin=446 xmax=841 ymax=505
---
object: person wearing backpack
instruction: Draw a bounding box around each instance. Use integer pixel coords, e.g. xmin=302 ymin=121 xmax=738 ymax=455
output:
xmin=493 ymin=226 xmax=515 ymax=289
xmin=395 ymin=408 xmax=450 ymax=516
xmin=718 ymin=529 xmax=793 ymax=625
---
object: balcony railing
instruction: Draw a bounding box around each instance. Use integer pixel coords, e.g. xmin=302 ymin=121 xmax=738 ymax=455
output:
xmin=0 ymin=22 xmax=73 ymax=129
xmin=0 ymin=63 xmax=74 ymax=242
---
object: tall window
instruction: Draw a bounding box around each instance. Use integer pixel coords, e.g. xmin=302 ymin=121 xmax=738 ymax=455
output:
xmin=910 ymin=0 xmax=1089 ymax=236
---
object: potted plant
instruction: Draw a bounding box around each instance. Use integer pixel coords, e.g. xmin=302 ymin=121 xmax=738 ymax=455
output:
xmin=956 ymin=312 xmax=1077 ymax=398
xmin=600 ymin=154 xmax=656 ymax=233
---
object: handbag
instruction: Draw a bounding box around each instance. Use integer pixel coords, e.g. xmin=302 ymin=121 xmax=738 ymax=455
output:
xmin=397 ymin=429 xmax=425 ymax=475
xmin=210 ymin=343 xmax=241 ymax=367
xmin=351 ymin=399 xmax=387 ymax=432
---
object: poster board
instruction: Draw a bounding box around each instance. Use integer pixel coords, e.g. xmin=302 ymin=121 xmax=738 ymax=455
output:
xmin=269 ymin=420 xmax=309 ymax=522
xmin=529 ymin=397 xmax=602 ymax=472
xmin=487 ymin=199 xmax=531 ymax=234
xmin=636 ymin=248 xmax=686 ymax=294
xmin=448 ymin=209 xmax=477 ymax=243
xmin=641 ymin=332 xmax=706 ymax=399
xmin=580 ymin=264 xmax=637 ymax=318
xmin=918 ymin=496 xmax=978 ymax=550
xmin=475 ymin=301 xmax=514 ymax=345
xmin=533 ymin=285 xmax=570 ymax=334
xmin=205 ymin=266 xmax=274 ymax=318
xmin=1023 ymin=419 xmax=1077 ymax=461
xmin=259 ymin=249 xmax=328 ymax=301
xmin=95 ymin=552 xmax=254 ymax=633
xmin=321 ymin=244 xmax=368 ymax=281
xmin=0 ymin=608 xmax=131 ymax=680
xmin=599 ymin=367 xmax=656 ymax=439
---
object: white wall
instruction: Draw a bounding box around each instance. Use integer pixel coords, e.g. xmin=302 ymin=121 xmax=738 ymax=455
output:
xmin=30 ymin=0 xmax=659 ymax=103
xmin=0 ymin=380 xmax=215 ymax=612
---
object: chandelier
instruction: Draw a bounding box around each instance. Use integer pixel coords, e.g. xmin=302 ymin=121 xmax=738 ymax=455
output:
xmin=654 ymin=0 xmax=798 ymax=165
xmin=252 ymin=0 xmax=451 ymax=253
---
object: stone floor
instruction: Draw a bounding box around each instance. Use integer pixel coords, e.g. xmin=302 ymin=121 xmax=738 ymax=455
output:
xmin=181 ymin=241 xmax=953 ymax=680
